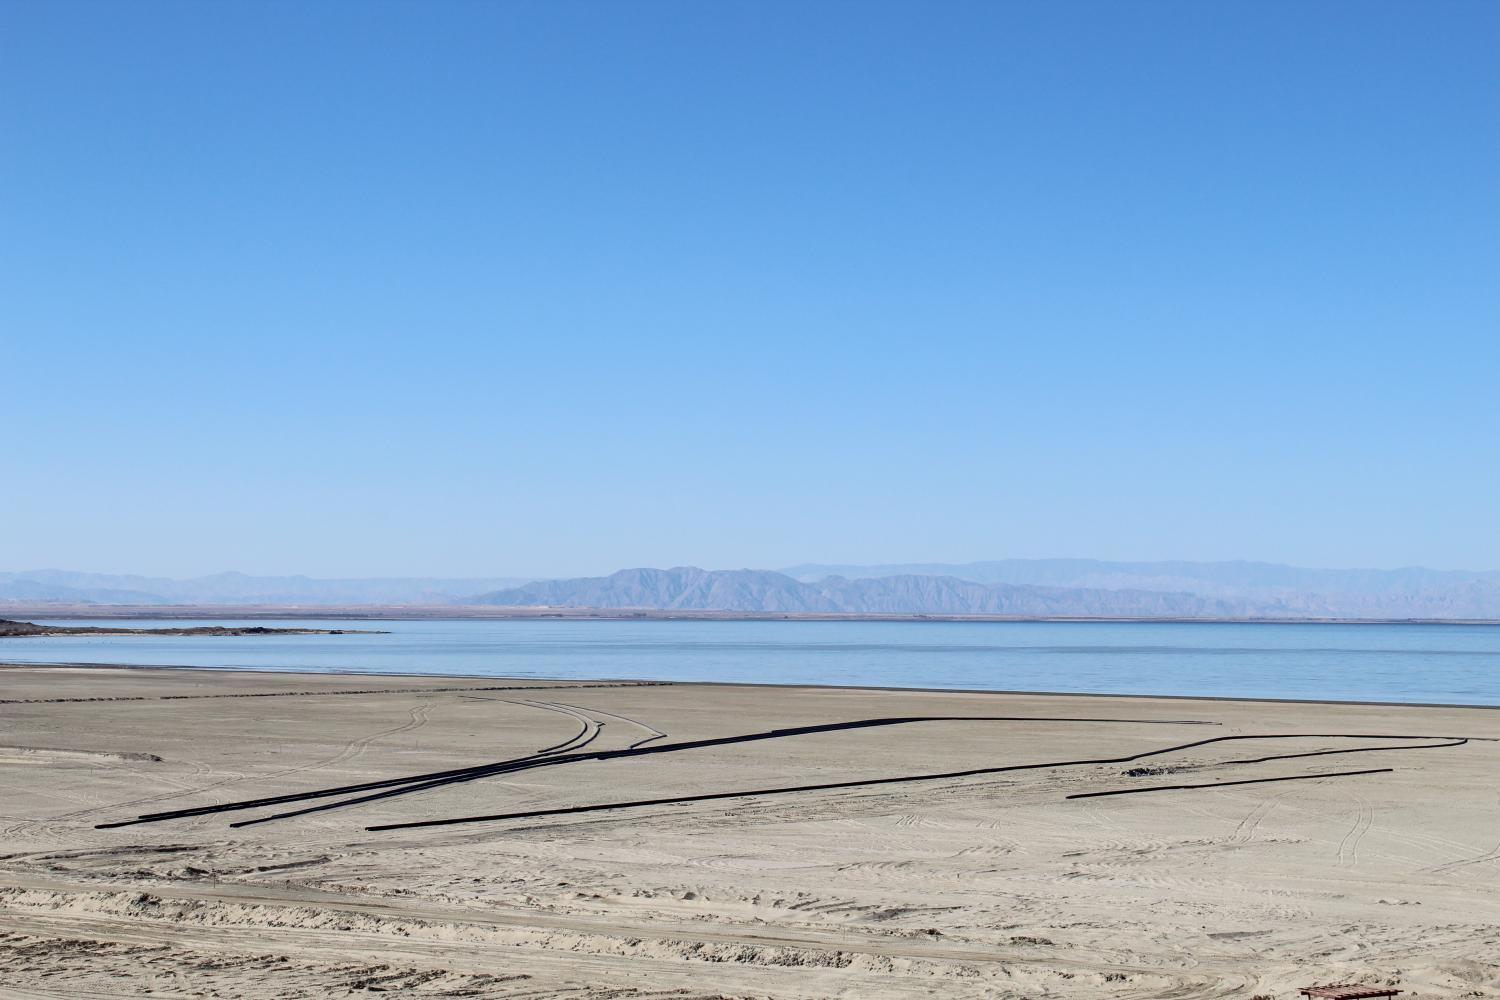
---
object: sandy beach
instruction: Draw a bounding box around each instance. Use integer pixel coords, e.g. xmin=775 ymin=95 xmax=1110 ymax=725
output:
xmin=2 ymin=663 xmax=1498 ymax=998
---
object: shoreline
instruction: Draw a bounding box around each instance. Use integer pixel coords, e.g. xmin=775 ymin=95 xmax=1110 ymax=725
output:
xmin=6 ymin=658 xmax=1498 ymax=711
xmin=5 ymin=602 xmax=1500 ymax=625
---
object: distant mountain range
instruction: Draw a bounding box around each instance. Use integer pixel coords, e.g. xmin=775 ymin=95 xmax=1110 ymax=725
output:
xmin=7 ymin=559 xmax=1500 ymax=619
xmin=779 ymin=559 xmax=1500 ymax=618
xmin=0 ymin=570 xmax=533 ymax=606
xmin=472 ymin=567 xmax=1253 ymax=617
xmin=781 ymin=558 xmax=1500 ymax=595
xmin=473 ymin=563 xmax=1500 ymax=619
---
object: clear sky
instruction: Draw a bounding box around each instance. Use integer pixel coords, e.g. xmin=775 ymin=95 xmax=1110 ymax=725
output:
xmin=3 ymin=0 xmax=1496 ymax=578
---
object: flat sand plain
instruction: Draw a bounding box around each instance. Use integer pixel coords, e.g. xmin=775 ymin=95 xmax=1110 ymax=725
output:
xmin=2 ymin=664 xmax=1498 ymax=999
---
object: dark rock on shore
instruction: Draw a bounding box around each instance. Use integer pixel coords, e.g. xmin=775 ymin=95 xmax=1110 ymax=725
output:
xmin=0 ymin=619 xmax=385 ymax=638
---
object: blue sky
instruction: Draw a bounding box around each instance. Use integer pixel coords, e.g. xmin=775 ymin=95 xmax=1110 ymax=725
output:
xmin=3 ymin=0 xmax=1497 ymax=578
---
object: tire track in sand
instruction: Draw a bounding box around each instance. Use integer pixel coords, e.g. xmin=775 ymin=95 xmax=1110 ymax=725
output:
xmin=1335 ymin=792 xmax=1374 ymax=867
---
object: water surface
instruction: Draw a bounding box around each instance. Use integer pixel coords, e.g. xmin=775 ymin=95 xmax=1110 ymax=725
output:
xmin=5 ymin=618 xmax=1500 ymax=705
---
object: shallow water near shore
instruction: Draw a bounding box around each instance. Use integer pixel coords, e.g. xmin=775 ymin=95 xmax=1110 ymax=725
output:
xmin=6 ymin=618 xmax=1500 ymax=705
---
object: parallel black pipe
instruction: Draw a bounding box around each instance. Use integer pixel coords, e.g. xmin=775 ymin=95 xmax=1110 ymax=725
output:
xmin=362 ymin=733 xmax=1466 ymax=833
xmin=97 ymin=714 xmax=1215 ymax=829
xmin=230 ymin=754 xmax=581 ymax=828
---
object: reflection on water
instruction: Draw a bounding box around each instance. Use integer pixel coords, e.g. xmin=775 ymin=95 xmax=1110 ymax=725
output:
xmin=5 ymin=618 xmax=1500 ymax=705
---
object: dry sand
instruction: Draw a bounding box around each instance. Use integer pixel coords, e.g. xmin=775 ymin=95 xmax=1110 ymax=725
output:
xmin=1 ymin=663 xmax=1497 ymax=998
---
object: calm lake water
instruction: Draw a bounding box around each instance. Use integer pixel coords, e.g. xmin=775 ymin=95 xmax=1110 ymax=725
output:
xmin=6 ymin=618 xmax=1500 ymax=705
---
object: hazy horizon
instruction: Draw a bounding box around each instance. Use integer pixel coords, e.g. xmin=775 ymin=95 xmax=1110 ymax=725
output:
xmin=9 ymin=555 xmax=1500 ymax=584
xmin=9 ymin=559 xmax=1500 ymax=619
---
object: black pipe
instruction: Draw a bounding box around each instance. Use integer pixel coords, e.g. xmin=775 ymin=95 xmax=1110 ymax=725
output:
xmin=1067 ymin=767 xmax=1396 ymax=800
xmin=96 ymin=714 xmax=1215 ymax=829
xmin=362 ymin=734 xmax=1462 ymax=833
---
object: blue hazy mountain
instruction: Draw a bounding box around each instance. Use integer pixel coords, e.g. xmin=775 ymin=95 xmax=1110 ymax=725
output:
xmin=0 ymin=570 xmax=534 ymax=606
xmin=477 ymin=563 xmax=1500 ymax=618
xmin=780 ymin=558 xmax=1500 ymax=592
xmin=779 ymin=559 xmax=1500 ymax=617
xmin=9 ymin=561 xmax=1500 ymax=618
xmin=474 ymin=567 xmax=1258 ymax=617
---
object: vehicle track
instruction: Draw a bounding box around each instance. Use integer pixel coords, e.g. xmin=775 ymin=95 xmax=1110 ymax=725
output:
xmin=1425 ymin=793 xmax=1500 ymax=875
xmin=1226 ymin=784 xmax=1301 ymax=845
xmin=1427 ymin=839 xmax=1500 ymax=875
xmin=0 ymin=872 xmax=1237 ymax=995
